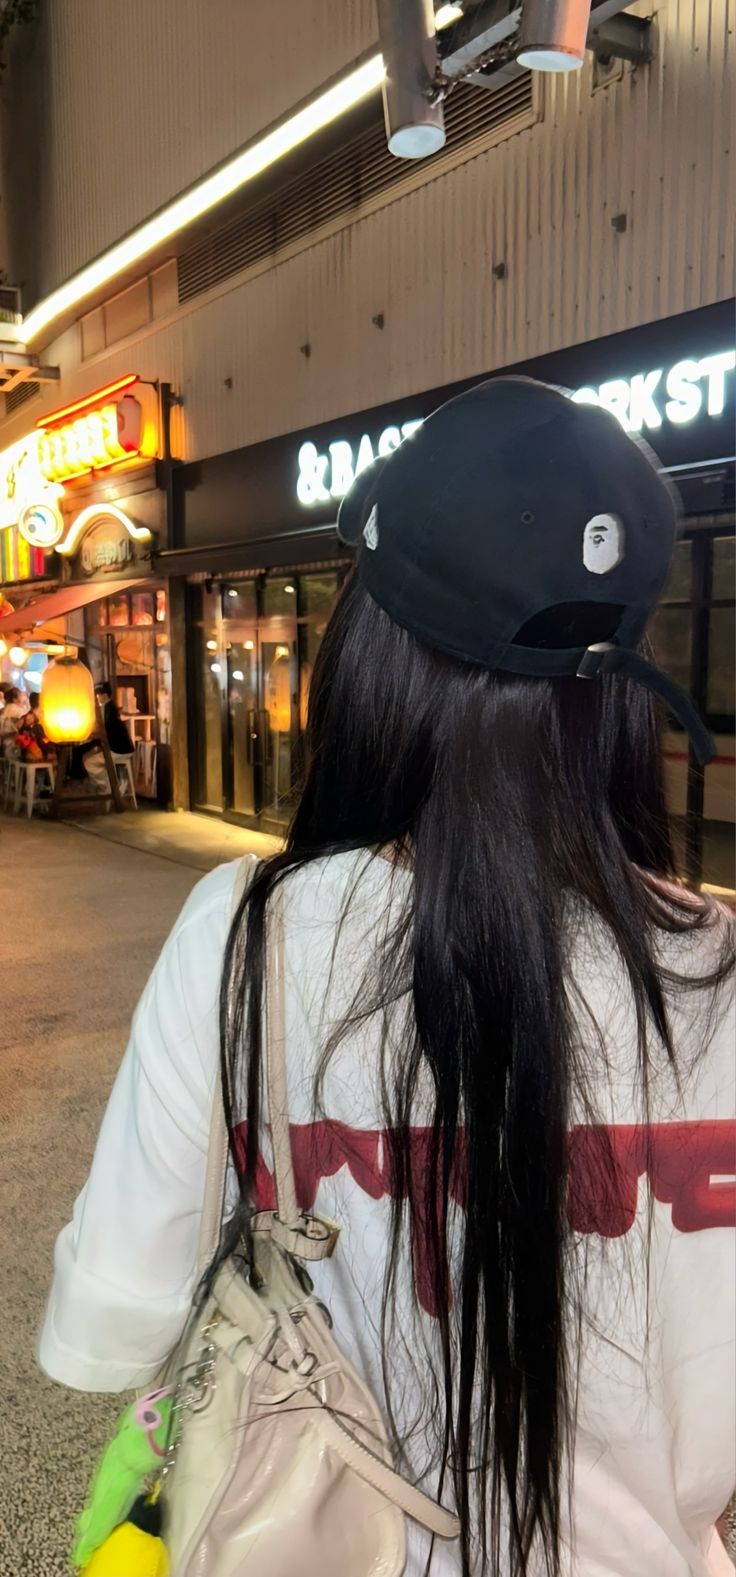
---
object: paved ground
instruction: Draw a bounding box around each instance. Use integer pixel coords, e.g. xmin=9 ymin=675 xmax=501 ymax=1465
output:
xmin=0 ymin=808 xmax=279 ymax=1576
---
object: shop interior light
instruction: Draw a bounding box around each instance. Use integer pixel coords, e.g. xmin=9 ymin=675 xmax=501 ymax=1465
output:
xmin=284 ymin=584 xmax=296 ymax=594
xmin=517 ymin=0 xmax=592 ymax=71
xmin=232 ymin=669 xmax=245 ymax=681
xmin=435 ymin=4 xmax=463 ymax=25
xmin=9 ymin=645 xmax=28 ymax=666
xmin=227 ymin=588 xmax=238 ymax=598
xmin=244 ymin=640 xmax=255 ymax=651
xmin=206 ymin=639 xmax=218 ymax=651
xmin=210 ymin=662 xmax=222 ymax=674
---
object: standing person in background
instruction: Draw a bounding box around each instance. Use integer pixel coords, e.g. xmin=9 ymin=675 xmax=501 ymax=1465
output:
xmin=39 ymin=381 xmax=734 ymax=1576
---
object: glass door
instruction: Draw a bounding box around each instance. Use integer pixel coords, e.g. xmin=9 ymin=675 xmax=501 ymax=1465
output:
xmin=223 ymin=583 xmax=258 ymax=816
xmin=221 ymin=576 xmax=298 ymax=830
xmin=190 ymin=569 xmax=345 ymax=831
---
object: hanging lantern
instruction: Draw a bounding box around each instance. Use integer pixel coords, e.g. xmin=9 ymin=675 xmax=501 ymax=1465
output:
xmin=40 ymin=657 xmax=96 ymax=744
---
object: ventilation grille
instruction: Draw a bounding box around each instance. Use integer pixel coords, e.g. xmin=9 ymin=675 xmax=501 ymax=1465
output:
xmin=0 ymin=284 xmax=21 ymax=323
xmin=5 ymin=379 xmax=40 ymax=415
xmin=178 ymin=76 xmax=534 ymax=305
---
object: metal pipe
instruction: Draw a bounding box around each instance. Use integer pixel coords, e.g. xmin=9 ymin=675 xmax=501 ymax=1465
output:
xmin=376 ymin=0 xmax=446 ymax=158
xmin=517 ymin=0 xmax=592 ymax=70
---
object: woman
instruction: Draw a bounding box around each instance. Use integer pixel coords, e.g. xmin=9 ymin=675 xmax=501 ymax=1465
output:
xmin=40 ymin=379 xmax=734 ymax=1576
xmin=0 ymin=685 xmax=28 ymax=757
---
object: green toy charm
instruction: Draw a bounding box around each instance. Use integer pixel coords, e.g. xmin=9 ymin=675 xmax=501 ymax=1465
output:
xmin=72 ymin=1388 xmax=173 ymax=1571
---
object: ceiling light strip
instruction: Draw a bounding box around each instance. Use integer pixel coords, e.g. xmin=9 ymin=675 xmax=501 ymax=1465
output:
xmin=22 ymin=55 xmax=385 ymax=346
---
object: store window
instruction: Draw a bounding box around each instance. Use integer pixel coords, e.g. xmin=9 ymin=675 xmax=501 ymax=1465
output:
xmin=189 ymin=568 xmax=347 ymax=829
xmin=84 ymin=582 xmax=171 ymax=800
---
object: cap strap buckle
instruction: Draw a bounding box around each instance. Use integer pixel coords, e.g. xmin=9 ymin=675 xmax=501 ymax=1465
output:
xmin=576 ymin=642 xmax=615 ymax=679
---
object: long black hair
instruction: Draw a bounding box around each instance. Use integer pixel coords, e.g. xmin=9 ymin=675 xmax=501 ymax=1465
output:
xmin=219 ymin=571 xmax=733 ymax=1575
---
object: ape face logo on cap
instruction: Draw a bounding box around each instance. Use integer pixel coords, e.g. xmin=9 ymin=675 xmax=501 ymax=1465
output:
xmin=583 ymin=514 xmax=625 ymax=575
xmin=363 ymin=505 xmax=379 ymax=550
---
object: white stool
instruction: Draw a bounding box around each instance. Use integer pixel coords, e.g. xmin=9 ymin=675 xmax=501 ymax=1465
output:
xmin=4 ymin=756 xmax=21 ymax=810
xmin=13 ymin=760 xmax=56 ymax=818
xmin=135 ymin=739 xmax=157 ymax=798
xmin=111 ymin=752 xmax=138 ymax=809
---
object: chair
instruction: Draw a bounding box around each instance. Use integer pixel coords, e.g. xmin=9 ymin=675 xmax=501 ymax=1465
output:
xmin=135 ymin=739 xmax=157 ymax=798
xmin=111 ymin=752 xmax=138 ymax=809
xmin=13 ymin=760 xmax=56 ymax=818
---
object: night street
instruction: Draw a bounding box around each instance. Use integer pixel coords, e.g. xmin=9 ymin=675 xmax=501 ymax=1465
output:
xmin=0 ymin=1 xmax=733 ymax=1572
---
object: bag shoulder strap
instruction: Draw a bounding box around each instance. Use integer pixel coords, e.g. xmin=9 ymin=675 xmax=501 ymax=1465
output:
xmin=260 ymin=876 xmax=338 ymax=1260
xmin=196 ymin=857 xmax=256 ymax=1276
xmin=197 ymin=858 xmax=336 ymax=1276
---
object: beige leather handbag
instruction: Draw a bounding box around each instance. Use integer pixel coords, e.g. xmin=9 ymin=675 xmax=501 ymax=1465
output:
xmin=162 ymin=865 xmax=459 ymax=1576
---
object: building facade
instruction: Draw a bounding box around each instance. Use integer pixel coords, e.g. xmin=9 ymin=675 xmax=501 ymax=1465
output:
xmin=0 ymin=0 xmax=732 ymax=882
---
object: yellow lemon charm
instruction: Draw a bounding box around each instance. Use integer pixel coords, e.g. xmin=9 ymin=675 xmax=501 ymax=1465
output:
xmin=80 ymin=1495 xmax=169 ymax=1576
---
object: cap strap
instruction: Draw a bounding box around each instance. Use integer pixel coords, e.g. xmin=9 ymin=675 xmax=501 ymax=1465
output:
xmin=500 ymin=641 xmax=715 ymax=766
xmin=596 ymin=646 xmax=715 ymax=767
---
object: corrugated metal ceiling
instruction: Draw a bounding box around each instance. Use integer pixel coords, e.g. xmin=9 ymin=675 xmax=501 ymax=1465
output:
xmin=177 ymin=77 xmax=535 ymax=305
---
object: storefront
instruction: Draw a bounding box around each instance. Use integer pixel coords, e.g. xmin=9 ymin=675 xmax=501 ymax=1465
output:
xmin=0 ymin=376 xmax=173 ymax=801
xmin=167 ymin=300 xmax=734 ymax=887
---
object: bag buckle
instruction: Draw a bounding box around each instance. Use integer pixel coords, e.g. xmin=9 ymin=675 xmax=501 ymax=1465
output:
xmin=577 ymin=642 xmax=614 ymax=679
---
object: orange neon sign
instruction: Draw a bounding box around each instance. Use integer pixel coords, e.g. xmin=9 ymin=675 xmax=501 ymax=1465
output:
xmin=38 ymin=396 xmax=145 ymax=482
xmin=33 ymin=376 xmax=159 ymax=484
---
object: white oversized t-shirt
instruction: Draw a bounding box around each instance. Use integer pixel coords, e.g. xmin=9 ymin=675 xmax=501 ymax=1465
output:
xmin=39 ymin=853 xmax=736 ymax=1575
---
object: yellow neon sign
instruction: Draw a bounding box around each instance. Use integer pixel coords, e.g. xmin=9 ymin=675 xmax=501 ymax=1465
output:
xmin=38 ymin=394 xmax=147 ymax=483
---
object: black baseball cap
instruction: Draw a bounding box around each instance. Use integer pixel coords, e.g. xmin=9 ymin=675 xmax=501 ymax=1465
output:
xmin=337 ymin=376 xmax=714 ymax=765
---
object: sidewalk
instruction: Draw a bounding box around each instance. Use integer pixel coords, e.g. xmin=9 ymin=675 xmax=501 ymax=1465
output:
xmin=66 ymin=807 xmax=283 ymax=870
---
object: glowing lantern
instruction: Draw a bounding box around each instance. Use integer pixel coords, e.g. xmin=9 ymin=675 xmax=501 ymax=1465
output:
xmin=9 ymin=645 xmax=28 ymax=667
xmin=40 ymin=657 xmax=96 ymax=744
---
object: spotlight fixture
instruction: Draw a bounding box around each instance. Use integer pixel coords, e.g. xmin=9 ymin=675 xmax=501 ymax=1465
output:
xmin=517 ymin=0 xmax=592 ymax=71
xmin=377 ymin=0 xmax=446 ymax=159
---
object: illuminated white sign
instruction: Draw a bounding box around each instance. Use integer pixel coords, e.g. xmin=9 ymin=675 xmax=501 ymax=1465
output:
xmin=297 ymin=420 xmax=424 ymax=506
xmin=0 ymin=434 xmax=64 ymax=541
xmin=572 ymin=350 xmax=736 ymax=431
xmin=57 ymin=503 xmax=153 ymax=560
xmin=295 ymin=349 xmax=736 ymax=506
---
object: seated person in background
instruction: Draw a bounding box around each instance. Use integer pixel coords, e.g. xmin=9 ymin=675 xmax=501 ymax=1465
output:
xmin=83 ymin=683 xmax=135 ymax=794
xmin=95 ymin=682 xmax=134 ymax=757
xmin=16 ymin=692 xmax=52 ymax=760
xmin=0 ymin=687 xmax=28 ymax=757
